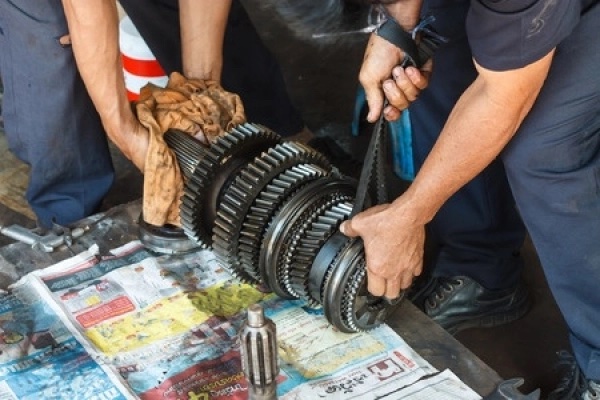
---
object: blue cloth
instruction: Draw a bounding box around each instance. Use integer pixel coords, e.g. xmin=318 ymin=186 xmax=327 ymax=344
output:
xmin=389 ymin=110 xmax=415 ymax=181
xmin=467 ymin=0 xmax=587 ymax=71
xmin=352 ymin=86 xmax=415 ymax=181
xmin=0 ymin=0 xmax=115 ymax=228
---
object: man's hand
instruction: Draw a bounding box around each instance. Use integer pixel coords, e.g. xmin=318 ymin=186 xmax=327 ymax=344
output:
xmin=359 ymin=32 xmax=431 ymax=123
xmin=340 ymin=200 xmax=426 ymax=300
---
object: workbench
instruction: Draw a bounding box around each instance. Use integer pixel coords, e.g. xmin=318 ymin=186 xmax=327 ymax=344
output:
xmin=0 ymin=199 xmax=502 ymax=397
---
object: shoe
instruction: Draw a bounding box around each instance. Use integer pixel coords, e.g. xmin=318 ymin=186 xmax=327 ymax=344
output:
xmin=409 ymin=276 xmax=531 ymax=335
xmin=548 ymin=351 xmax=600 ymax=400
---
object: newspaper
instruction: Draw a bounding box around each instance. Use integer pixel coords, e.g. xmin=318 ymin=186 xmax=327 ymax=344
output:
xmin=0 ymin=275 xmax=134 ymax=399
xmin=0 ymin=240 xmax=483 ymax=399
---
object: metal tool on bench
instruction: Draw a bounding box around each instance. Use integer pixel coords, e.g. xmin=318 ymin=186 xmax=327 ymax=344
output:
xmin=483 ymin=378 xmax=540 ymax=400
xmin=239 ymin=303 xmax=279 ymax=400
xmin=0 ymin=223 xmax=86 ymax=252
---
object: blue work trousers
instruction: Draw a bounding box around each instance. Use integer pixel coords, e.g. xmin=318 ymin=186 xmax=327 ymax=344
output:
xmin=415 ymin=0 xmax=600 ymax=380
xmin=410 ymin=1 xmax=526 ymax=290
xmin=0 ymin=0 xmax=115 ymax=228
xmin=501 ymin=2 xmax=600 ymax=381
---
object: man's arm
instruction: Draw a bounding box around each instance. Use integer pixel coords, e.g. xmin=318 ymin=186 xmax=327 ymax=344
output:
xmin=179 ymin=0 xmax=232 ymax=81
xmin=342 ymin=50 xmax=555 ymax=299
xmin=61 ymin=0 xmax=147 ymax=171
xmin=61 ymin=0 xmax=234 ymax=172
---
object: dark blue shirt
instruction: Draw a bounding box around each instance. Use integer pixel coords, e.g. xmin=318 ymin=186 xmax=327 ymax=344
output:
xmin=466 ymin=0 xmax=596 ymax=70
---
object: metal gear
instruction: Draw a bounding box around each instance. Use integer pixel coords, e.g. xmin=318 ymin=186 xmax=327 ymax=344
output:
xmin=237 ymin=164 xmax=329 ymax=282
xmin=164 ymin=123 xmax=280 ymax=246
xmin=212 ymin=141 xmax=330 ymax=282
xmin=164 ymin=123 xmax=401 ymax=333
xmin=323 ymin=237 xmax=402 ymax=333
xmin=259 ymin=176 xmax=357 ymax=299
xmin=286 ymin=201 xmax=353 ymax=305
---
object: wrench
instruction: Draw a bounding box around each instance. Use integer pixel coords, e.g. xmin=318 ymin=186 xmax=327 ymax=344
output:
xmin=0 ymin=223 xmax=86 ymax=252
xmin=483 ymin=378 xmax=540 ymax=400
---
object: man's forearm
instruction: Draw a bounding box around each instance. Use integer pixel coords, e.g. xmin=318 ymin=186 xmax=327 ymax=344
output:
xmin=396 ymin=52 xmax=554 ymax=224
xmin=61 ymin=0 xmax=143 ymax=168
xmin=179 ymin=0 xmax=232 ymax=81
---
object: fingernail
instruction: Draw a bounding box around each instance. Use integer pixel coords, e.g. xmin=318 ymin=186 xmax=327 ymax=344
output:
xmin=340 ymin=221 xmax=347 ymax=235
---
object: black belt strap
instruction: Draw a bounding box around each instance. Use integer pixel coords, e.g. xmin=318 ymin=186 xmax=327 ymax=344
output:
xmin=351 ymin=16 xmax=447 ymax=217
xmin=375 ymin=14 xmax=448 ymax=68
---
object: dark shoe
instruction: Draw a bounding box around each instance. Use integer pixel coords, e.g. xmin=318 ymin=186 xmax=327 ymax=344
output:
xmin=410 ymin=276 xmax=531 ymax=335
xmin=548 ymin=351 xmax=600 ymax=400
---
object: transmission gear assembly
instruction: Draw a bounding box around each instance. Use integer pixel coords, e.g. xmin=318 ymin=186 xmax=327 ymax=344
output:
xmin=163 ymin=122 xmax=402 ymax=333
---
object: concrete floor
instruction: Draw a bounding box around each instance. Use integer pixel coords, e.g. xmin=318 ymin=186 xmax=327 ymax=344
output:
xmin=0 ymin=2 xmax=571 ymax=397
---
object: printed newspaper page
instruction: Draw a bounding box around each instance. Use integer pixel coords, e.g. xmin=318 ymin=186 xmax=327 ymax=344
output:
xmin=0 ymin=278 xmax=135 ymax=399
xmin=6 ymin=240 xmax=484 ymax=399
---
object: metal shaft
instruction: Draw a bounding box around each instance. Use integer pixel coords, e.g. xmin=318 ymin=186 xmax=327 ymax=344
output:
xmin=239 ymin=303 xmax=278 ymax=400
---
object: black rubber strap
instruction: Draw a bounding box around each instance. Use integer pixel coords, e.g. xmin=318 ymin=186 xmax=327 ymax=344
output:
xmin=376 ymin=17 xmax=422 ymax=68
xmin=375 ymin=15 xmax=448 ymax=69
xmin=350 ymin=108 xmax=387 ymax=218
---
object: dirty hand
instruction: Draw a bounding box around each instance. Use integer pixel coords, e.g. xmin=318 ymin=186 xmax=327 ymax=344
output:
xmin=359 ymin=33 xmax=431 ymax=123
xmin=339 ymin=202 xmax=425 ymax=299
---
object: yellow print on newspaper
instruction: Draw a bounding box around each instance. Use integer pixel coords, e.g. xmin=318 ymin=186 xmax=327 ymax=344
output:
xmin=85 ymin=292 xmax=210 ymax=354
xmin=187 ymin=281 xmax=270 ymax=318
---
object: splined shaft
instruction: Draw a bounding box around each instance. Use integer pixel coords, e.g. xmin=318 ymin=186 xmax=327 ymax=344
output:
xmin=240 ymin=303 xmax=279 ymax=400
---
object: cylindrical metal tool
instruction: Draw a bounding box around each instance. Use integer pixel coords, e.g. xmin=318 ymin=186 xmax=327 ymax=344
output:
xmin=239 ymin=303 xmax=279 ymax=400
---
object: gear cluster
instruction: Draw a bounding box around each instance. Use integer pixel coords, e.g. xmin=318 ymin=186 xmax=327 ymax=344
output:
xmin=164 ymin=123 xmax=400 ymax=333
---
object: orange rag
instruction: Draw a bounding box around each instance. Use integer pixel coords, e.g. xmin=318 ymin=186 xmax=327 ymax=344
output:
xmin=135 ymin=72 xmax=246 ymax=227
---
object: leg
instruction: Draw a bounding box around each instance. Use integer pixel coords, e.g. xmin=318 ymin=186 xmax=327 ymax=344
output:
xmin=119 ymin=0 xmax=305 ymax=136
xmin=502 ymin=2 xmax=600 ymax=381
xmin=406 ymin=0 xmax=528 ymax=334
xmin=0 ymin=0 xmax=114 ymax=228
xmin=411 ymin=0 xmax=526 ymax=288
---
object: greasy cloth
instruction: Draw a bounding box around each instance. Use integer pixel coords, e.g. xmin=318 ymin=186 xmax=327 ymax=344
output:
xmin=136 ymin=72 xmax=246 ymax=227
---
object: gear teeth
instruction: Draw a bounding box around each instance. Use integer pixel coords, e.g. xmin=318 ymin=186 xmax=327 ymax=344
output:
xmin=212 ymin=142 xmax=331 ymax=283
xmin=319 ymin=238 xmax=352 ymax=308
xmin=276 ymin=198 xmax=330 ymax=298
xmin=282 ymin=195 xmax=353 ymax=296
xmin=341 ymin=260 xmax=368 ymax=332
xmin=237 ymin=164 xmax=326 ymax=279
xmin=286 ymin=201 xmax=353 ymax=304
xmin=176 ymin=123 xmax=281 ymax=246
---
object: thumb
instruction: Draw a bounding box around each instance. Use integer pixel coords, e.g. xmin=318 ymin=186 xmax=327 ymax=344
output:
xmin=340 ymin=219 xmax=359 ymax=238
xmin=361 ymin=80 xmax=384 ymax=123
